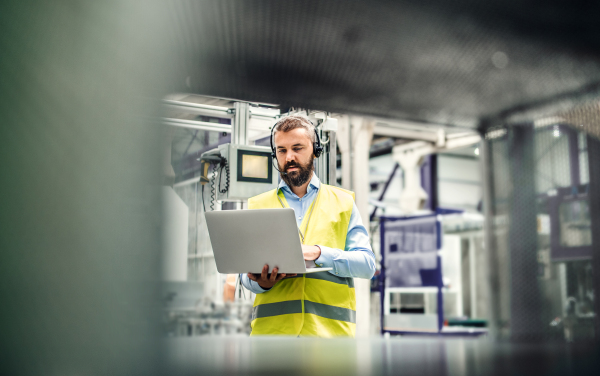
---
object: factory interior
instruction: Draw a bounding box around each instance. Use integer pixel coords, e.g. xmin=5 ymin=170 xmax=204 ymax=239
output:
xmin=2 ymin=1 xmax=600 ymax=375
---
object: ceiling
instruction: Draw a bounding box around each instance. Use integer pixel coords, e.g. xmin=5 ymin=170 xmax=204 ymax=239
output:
xmin=166 ymin=0 xmax=600 ymax=131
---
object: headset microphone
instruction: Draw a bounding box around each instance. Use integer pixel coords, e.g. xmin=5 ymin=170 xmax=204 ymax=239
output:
xmin=271 ymin=157 xmax=288 ymax=176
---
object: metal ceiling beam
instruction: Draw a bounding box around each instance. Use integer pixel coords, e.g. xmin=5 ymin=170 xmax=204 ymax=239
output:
xmin=163 ymin=99 xmax=234 ymax=119
xmin=162 ymin=118 xmax=231 ymax=133
xmin=373 ymin=125 xmax=440 ymax=142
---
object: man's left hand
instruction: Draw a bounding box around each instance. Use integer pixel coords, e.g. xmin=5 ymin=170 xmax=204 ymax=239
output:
xmin=302 ymin=245 xmax=321 ymax=260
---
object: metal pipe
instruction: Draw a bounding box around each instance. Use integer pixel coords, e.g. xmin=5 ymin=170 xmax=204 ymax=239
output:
xmin=173 ymin=177 xmax=201 ymax=188
xmin=163 ymin=99 xmax=233 ymax=119
xmin=250 ymin=113 xmax=278 ymax=121
xmin=163 ymin=118 xmax=231 ymax=133
xmin=373 ymin=125 xmax=440 ymax=142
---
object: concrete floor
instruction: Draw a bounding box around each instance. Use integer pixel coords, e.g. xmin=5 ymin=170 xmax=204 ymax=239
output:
xmin=163 ymin=336 xmax=600 ymax=376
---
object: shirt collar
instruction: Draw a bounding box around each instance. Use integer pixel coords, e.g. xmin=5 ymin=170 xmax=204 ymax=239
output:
xmin=278 ymin=172 xmax=320 ymax=195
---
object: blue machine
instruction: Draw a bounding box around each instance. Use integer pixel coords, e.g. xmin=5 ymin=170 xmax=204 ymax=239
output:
xmin=378 ymin=208 xmax=486 ymax=336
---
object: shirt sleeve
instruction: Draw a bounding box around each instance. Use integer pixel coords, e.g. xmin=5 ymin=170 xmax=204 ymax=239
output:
xmin=240 ymin=273 xmax=271 ymax=294
xmin=314 ymin=202 xmax=376 ymax=279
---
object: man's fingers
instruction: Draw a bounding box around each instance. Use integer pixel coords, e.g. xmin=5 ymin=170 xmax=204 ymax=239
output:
xmin=253 ymin=265 xmax=295 ymax=285
xmin=270 ymin=267 xmax=279 ymax=282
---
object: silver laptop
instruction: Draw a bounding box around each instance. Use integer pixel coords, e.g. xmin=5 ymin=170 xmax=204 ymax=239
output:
xmin=205 ymin=208 xmax=333 ymax=274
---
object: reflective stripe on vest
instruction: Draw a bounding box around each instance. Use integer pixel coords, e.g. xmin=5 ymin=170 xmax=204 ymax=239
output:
xmin=247 ymin=184 xmax=357 ymax=337
xmin=305 ymin=271 xmax=355 ymax=288
xmin=252 ymin=300 xmax=356 ymax=324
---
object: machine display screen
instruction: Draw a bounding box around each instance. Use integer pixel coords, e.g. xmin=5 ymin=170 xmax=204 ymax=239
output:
xmin=237 ymin=150 xmax=272 ymax=183
xmin=242 ymin=154 xmax=269 ymax=179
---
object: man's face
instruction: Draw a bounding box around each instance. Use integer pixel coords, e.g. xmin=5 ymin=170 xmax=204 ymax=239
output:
xmin=274 ymin=128 xmax=315 ymax=187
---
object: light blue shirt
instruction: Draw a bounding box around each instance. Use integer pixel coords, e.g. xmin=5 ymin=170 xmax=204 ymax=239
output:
xmin=241 ymin=173 xmax=376 ymax=294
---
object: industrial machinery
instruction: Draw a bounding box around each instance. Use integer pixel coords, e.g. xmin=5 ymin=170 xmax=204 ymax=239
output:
xmin=200 ymin=144 xmax=277 ymax=202
xmin=378 ymin=209 xmax=487 ymax=336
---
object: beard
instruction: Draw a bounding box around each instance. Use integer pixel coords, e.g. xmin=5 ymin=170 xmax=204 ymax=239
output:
xmin=280 ymin=158 xmax=314 ymax=187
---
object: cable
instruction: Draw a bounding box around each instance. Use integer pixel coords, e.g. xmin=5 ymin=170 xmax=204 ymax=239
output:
xmin=218 ymin=160 xmax=230 ymax=194
xmin=211 ymin=163 xmax=218 ymax=211
xmin=201 ymin=184 xmax=206 ymax=212
xmin=205 ymin=157 xmax=230 ymax=211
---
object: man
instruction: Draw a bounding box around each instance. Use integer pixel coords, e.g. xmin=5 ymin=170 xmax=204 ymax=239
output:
xmin=241 ymin=114 xmax=376 ymax=337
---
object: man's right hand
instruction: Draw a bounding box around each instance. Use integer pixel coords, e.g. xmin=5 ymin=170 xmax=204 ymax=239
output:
xmin=247 ymin=264 xmax=296 ymax=290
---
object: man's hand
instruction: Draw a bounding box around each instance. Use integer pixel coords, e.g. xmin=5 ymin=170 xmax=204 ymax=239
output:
xmin=302 ymin=245 xmax=321 ymax=260
xmin=247 ymin=264 xmax=297 ymax=290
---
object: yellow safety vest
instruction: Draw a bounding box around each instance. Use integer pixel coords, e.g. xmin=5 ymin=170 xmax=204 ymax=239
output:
xmin=247 ymin=184 xmax=357 ymax=337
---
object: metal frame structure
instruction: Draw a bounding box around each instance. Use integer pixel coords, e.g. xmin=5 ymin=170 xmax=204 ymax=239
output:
xmin=164 ymin=97 xmax=339 ymax=186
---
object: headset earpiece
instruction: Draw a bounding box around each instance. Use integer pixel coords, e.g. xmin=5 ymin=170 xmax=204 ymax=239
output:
xmin=270 ymin=125 xmax=277 ymax=159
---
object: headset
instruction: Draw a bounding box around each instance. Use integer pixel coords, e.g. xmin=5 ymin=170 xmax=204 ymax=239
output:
xmin=269 ymin=118 xmax=323 ymax=168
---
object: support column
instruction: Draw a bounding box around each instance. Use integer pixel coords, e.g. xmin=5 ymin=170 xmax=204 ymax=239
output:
xmin=337 ymin=115 xmax=375 ymax=336
xmin=481 ymin=134 xmax=501 ymax=339
xmin=336 ymin=115 xmax=352 ymax=190
xmin=508 ymin=125 xmax=543 ymax=341
xmin=350 ymin=116 xmax=374 ymax=337
xmin=587 ymin=135 xmax=600 ymax=338
xmin=232 ymin=102 xmax=249 ymax=146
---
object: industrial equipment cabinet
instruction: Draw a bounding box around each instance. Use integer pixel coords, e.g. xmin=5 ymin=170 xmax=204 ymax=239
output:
xmin=379 ymin=209 xmax=487 ymax=336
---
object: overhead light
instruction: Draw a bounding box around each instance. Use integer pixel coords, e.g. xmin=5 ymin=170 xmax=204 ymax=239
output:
xmin=553 ymin=125 xmax=560 ymax=138
xmin=485 ymin=128 xmax=507 ymax=140
xmin=534 ymin=116 xmax=565 ymax=128
xmin=474 ymin=147 xmax=480 ymax=156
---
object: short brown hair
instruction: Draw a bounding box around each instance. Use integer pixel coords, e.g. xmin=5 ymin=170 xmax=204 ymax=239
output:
xmin=273 ymin=114 xmax=316 ymax=143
